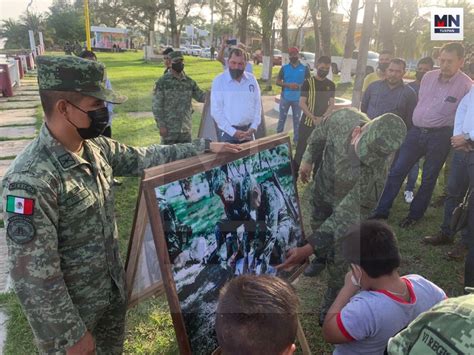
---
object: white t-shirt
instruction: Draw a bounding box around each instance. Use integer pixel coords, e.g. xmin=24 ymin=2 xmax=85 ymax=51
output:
xmin=334 ymin=274 xmax=447 ymax=355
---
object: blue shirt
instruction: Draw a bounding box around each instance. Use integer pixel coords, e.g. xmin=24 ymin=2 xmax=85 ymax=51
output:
xmin=278 ymin=63 xmax=309 ymax=102
xmin=361 ymin=80 xmax=417 ymax=128
xmin=407 ymin=81 xmax=420 ymax=97
xmin=454 ymin=86 xmax=474 ymax=140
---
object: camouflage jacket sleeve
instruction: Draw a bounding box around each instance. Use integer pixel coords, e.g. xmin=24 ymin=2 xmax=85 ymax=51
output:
xmin=301 ymin=117 xmax=328 ymax=165
xmin=192 ymin=80 xmax=206 ymax=103
xmin=152 ymin=79 xmax=166 ymax=129
xmin=2 ymin=173 xmax=87 ymax=352
xmin=94 ymin=137 xmax=206 ymax=176
xmin=307 ymin=182 xmax=361 ymax=252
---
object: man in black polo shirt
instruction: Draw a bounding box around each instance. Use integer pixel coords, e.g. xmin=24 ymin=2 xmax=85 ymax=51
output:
xmin=293 ymin=55 xmax=335 ymax=277
xmin=294 ymin=55 xmax=335 ymax=174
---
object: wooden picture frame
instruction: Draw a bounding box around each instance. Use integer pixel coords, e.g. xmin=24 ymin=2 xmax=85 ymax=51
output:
xmin=131 ymin=134 xmax=307 ymax=354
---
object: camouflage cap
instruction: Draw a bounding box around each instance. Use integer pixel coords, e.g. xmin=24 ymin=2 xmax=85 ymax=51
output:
xmin=36 ymin=55 xmax=127 ymax=104
xmin=357 ymin=113 xmax=407 ymax=164
xmin=387 ymin=294 xmax=474 ymax=354
xmin=169 ymin=51 xmax=184 ymax=62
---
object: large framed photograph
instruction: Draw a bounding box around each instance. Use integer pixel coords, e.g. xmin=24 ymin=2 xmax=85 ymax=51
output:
xmin=141 ymin=135 xmax=307 ymax=354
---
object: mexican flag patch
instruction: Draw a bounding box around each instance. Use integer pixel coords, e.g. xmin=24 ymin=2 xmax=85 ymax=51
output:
xmin=6 ymin=195 xmax=35 ymax=215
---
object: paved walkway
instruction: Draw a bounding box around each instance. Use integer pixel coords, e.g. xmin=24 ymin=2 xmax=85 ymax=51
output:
xmin=0 ymin=73 xmax=39 ymax=353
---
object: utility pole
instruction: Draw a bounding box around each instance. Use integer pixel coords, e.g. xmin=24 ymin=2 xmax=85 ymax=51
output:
xmin=84 ymin=0 xmax=92 ymax=50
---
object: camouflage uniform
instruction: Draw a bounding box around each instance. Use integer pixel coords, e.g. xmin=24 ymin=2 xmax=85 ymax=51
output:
xmin=301 ymin=109 xmax=406 ymax=315
xmin=387 ymin=294 xmax=474 ymax=354
xmin=2 ymin=55 xmax=207 ymax=354
xmin=152 ymin=51 xmax=206 ymax=145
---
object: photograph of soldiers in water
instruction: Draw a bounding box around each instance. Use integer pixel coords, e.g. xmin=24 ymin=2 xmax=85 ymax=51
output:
xmin=154 ymin=143 xmax=305 ymax=353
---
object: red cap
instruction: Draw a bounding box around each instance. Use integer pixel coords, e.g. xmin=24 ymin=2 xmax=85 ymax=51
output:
xmin=288 ymin=47 xmax=299 ymax=54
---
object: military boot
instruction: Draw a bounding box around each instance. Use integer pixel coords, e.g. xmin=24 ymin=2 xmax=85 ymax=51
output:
xmin=304 ymin=257 xmax=327 ymax=277
xmin=319 ymin=287 xmax=340 ymax=326
xmin=423 ymin=232 xmax=453 ymax=245
xmin=446 ymin=241 xmax=469 ymax=261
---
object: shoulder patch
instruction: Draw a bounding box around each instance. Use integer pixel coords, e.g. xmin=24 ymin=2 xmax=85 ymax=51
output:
xmin=8 ymin=182 xmax=37 ymax=195
xmin=5 ymin=195 xmax=35 ymax=215
xmin=57 ymin=153 xmax=76 ymax=169
xmin=7 ymin=216 xmax=36 ymax=244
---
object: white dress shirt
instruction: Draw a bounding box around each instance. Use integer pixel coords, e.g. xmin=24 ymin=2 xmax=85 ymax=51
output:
xmin=453 ymin=85 xmax=474 ymax=140
xmin=211 ymin=69 xmax=262 ymax=136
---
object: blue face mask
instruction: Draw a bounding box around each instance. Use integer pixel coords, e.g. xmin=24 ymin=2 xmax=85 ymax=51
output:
xmin=67 ymin=101 xmax=109 ymax=139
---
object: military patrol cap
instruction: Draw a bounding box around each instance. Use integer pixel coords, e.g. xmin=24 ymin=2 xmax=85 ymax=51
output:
xmin=357 ymin=113 xmax=406 ymax=164
xmin=36 ymin=55 xmax=127 ymax=104
xmin=387 ymin=294 xmax=474 ymax=354
xmin=169 ymin=51 xmax=184 ymax=62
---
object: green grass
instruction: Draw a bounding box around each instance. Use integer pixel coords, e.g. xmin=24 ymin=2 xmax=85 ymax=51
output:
xmin=0 ymin=51 xmax=463 ymax=354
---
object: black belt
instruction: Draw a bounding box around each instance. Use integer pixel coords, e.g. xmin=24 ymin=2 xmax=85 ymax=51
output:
xmin=414 ymin=126 xmax=452 ymax=133
xmin=232 ymin=124 xmax=251 ymax=130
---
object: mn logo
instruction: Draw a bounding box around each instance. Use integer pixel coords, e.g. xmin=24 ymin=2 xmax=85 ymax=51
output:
xmin=431 ymin=8 xmax=463 ymax=41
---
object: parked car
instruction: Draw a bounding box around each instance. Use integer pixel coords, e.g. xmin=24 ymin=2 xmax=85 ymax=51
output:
xmin=200 ymin=48 xmax=211 ymax=58
xmin=179 ymin=47 xmax=188 ymax=54
xmin=253 ymin=49 xmax=282 ymax=66
xmin=189 ymin=45 xmax=202 ymax=56
xmin=331 ymin=50 xmax=379 ymax=74
xmin=299 ymin=51 xmax=316 ymax=70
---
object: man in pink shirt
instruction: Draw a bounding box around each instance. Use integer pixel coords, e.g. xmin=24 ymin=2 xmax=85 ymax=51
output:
xmin=370 ymin=42 xmax=472 ymax=227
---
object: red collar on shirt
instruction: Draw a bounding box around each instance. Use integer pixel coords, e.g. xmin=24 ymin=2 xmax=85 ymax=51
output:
xmin=373 ymin=277 xmax=416 ymax=304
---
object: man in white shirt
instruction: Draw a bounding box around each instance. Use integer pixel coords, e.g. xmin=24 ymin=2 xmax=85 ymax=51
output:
xmin=424 ymin=86 xmax=474 ymax=291
xmin=211 ymin=48 xmax=262 ymax=143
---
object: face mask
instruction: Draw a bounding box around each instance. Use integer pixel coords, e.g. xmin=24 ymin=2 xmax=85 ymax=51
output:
xmin=415 ymin=70 xmax=425 ymax=82
xmin=290 ymin=57 xmax=298 ymax=64
xmin=67 ymin=101 xmax=109 ymax=140
xmin=317 ymin=69 xmax=329 ymax=78
xmin=172 ymin=61 xmax=184 ymax=73
xmin=350 ymin=264 xmax=362 ymax=288
xmin=378 ymin=62 xmax=389 ymax=72
xmin=229 ymin=68 xmax=244 ymax=80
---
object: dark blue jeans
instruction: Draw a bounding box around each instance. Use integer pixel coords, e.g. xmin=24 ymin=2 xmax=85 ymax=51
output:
xmin=375 ymin=126 xmax=452 ymax=220
xmin=277 ymin=96 xmax=302 ymax=143
xmin=440 ymin=151 xmax=469 ymax=242
xmin=217 ymin=125 xmax=252 ymax=144
xmin=464 ymin=150 xmax=474 ymax=291
xmin=405 ymin=161 xmax=420 ymax=192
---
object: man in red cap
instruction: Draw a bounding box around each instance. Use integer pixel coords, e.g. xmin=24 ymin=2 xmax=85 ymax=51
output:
xmin=276 ymin=47 xmax=310 ymax=143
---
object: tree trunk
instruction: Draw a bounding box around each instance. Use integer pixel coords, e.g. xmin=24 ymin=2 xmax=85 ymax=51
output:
xmin=281 ymin=0 xmax=289 ymax=65
xmin=168 ymin=0 xmax=179 ymax=47
xmin=340 ymin=0 xmax=360 ymax=83
xmin=352 ymin=0 xmax=376 ymax=108
xmin=319 ymin=0 xmax=331 ymax=57
xmin=309 ymin=0 xmax=320 ymax=58
xmin=259 ymin=0 xmax=282 ymax=84
xmin=238 ymin=0 xmax=250 ymax=44
xmin=377 ymin=0 xmax=394 ymax=52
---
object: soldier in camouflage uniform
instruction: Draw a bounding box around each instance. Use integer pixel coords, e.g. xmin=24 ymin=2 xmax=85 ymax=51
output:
xmin=1 ymin=55 xmax=239 ymax=354
xmin=277 ymin=108 xmax=406 ymax=324
xmin=152 ymin=51 xmax=207 ymax=145
xmin=388 ymin=292 xmax=474 ymax=354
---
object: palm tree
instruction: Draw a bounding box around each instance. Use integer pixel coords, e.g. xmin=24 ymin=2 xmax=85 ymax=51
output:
xmin=376 ymin=0 xmax=395 ymax=52
xmin=340 ymin=0 xmax=360 ymax=83
xmin=352 ymin=0 xmax=376 ymax=108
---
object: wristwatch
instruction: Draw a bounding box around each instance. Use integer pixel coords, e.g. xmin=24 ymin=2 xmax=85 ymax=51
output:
xmin=464 ymin=133 xmax=471 ymax=142
xmin=204 ymin=139 xmax=212 ymax=152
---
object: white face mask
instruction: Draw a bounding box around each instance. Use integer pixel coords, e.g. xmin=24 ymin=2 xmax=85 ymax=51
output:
xmin=351 ymin=264 xmax=362 ymax=288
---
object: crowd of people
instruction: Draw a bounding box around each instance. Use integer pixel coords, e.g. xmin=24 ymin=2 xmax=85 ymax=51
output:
xmin=2 ymin=37 xmax=473 ymax=354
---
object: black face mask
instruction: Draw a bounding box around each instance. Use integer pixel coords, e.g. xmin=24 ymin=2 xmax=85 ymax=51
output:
xmin=290 ymin=57 xmax=299 ymax=64
xmin=317 ymin=69 xmax=329 ymax=78
xmin=378 ymin=62 xmax=389 ymax=72
xmin=67 ymin=101 xmax=109 ymax=140
xmin=229 ymin=68 xmax=244 ymax=80
xmin=172 ymin=61 xmax=184 ymax=73
xmin=415 ymin=70 xmax=426 ymax=82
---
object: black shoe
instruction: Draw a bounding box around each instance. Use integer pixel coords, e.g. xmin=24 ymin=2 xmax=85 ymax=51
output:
xmin=399 ymin=217 xmax=417 ymax=228
xmin=303 ymin=259 xmax=326 ymax=277
xmin=367 ymin=212 xmax=388 ymax=220
xmin=113 ymin=178 xmax=122 ymax=186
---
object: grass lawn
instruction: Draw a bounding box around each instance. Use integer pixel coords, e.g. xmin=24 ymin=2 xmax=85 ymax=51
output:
xmin=0 ymin=51 xmax=464 ymax=354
